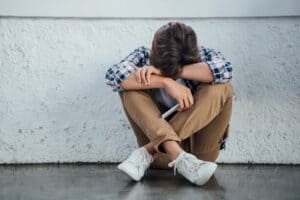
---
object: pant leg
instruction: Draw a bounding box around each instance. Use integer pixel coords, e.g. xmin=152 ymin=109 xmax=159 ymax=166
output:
xmin=118 ymin=92 xmax=173 ymax=169
xmin=168 ymin=82 xmax=233 ymax=161
xmin=168 ymin=82 xmax=233 ymax=141
xmin=119 ymin=92 xmax=150 ymax=146
xmin=189 ymin=104 xmax=232 ymax=162
xmin=118 ymin=89 xmax=181 ymax=155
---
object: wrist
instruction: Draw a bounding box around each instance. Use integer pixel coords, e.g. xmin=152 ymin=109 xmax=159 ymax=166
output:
xmin=162 ymin=77 xmax=173 ymax=88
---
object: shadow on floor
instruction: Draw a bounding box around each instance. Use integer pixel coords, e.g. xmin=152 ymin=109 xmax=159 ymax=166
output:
xmin=0 ymin=164 xmax=299 ymax=200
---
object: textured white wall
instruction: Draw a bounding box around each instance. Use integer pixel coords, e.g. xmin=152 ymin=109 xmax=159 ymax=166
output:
xmin=0 ymin=17 xmax=299 ymax=164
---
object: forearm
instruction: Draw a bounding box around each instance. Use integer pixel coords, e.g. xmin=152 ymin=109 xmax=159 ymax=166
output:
xmin=179 ymin=62 xmax=214 ymax=83
xmin=120 ymin=73 xmax=169 ymax=90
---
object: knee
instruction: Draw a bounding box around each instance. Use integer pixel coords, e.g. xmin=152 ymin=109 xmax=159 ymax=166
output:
xmin=119 ymin=90 xmax=143 ymax=104
xmin=196 ymin=82 xmax=233 ymax=102
xmin=210 ymin=83 xmax=233 ymax=100
xmin=224 ymin=82 xmax=234 ymax=101
xmin=120 ymin=90 xmax=139 ymax=99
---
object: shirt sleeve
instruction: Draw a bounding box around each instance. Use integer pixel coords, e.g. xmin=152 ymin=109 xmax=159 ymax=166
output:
xmin=104 ymin=46 xmax=150 ymax=92
xmin=199 ymin=46 xmax=233 ymax=84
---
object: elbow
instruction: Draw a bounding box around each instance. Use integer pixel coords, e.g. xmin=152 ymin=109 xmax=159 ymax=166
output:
xmin=104 ymin=65 xmax=115 ymax=81
xmin=214 ymin=66 xmax=233 ymax=84
xmin=221 ymin=61 xmax=233 ymax=82
xmin=222 ymin=70 xmax=233 ymax=83
xmin=105 ymin=70 xmax=121 ymax=92
xmin=220 ymin=72 xmax=232 ymax=83
xmin=226 ymin=62 xmax=233 ymax=81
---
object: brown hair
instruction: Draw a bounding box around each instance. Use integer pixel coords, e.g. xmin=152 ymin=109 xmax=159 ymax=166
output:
xmin=149 ymin=21 xmax=201 ymax=79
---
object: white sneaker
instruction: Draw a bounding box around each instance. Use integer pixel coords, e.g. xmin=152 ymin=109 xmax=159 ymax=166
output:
xmin=167 ymin=151 xmax=217 ymax=186
xmin=117 ymin=147 xmax=154 ymax=181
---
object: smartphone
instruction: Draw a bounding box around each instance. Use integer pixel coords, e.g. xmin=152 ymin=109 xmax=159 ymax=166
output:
xmin=161 ymin=104 xmax=179 ymax=119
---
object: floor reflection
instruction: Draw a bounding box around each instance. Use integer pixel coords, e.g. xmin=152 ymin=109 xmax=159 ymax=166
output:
xmin=0 ymin=164 xmax=299 ymax=200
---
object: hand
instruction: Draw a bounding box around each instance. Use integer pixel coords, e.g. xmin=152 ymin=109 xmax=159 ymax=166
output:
xmin=134 ymin=65 xmax=161 ymax=85
xmin=163 ymin=78 xmax=194 ymax=112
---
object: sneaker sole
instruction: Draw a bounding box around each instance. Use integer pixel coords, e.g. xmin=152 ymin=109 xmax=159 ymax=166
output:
xmin=117 ymin=162 xmax=141 ymax=181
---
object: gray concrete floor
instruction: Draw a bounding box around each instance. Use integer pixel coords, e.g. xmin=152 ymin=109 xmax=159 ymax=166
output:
xmin=0 ymin=164 xmax=299 ymax=200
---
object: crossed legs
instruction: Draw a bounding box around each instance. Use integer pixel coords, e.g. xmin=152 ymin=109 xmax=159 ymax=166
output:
xmin=118 ymin=82 xmax=233 ymax=169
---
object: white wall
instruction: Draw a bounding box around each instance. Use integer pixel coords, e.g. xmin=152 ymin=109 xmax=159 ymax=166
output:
xmin=0 ymin=17 xmax=299 ymax=164
xmin=1 ymin=0 xmax=299 ymax=18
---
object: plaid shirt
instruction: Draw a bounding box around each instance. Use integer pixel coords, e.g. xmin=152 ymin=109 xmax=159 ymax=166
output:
xmin=105 ymin=45 xmax=232 ymax=92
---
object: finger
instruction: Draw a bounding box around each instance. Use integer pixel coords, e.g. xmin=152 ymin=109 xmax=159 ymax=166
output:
xmin=141 ymin=69 xmax=147 ymax=84
xmin=183 ymin=97 xmax=190 ymax=110
xmin=146 ymin=68 xmax=152 ymax=85
xmin=178 ymin=99 xmax=184 ymax=112
xmin=188 ymin=94 xmax=194 ymax=107
xmin=139 ymin=69 xmax=145 ymax=84
xmin=135 ymin=70 xmax=141 ymax=83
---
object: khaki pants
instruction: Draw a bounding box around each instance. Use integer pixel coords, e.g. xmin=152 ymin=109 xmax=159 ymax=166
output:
xmin=118 ymin=82 xmax=233 ymax=169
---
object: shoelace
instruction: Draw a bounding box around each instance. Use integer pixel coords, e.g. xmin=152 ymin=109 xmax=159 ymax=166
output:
xmin=167 ymin=160 xmax=178 ymax=176
xmin=168 ymin=153 xmax=205 ymax=176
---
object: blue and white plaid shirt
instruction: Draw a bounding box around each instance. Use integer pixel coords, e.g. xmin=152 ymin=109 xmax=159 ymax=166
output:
xmin=105 ymin=45 xmax=233 ymax=92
